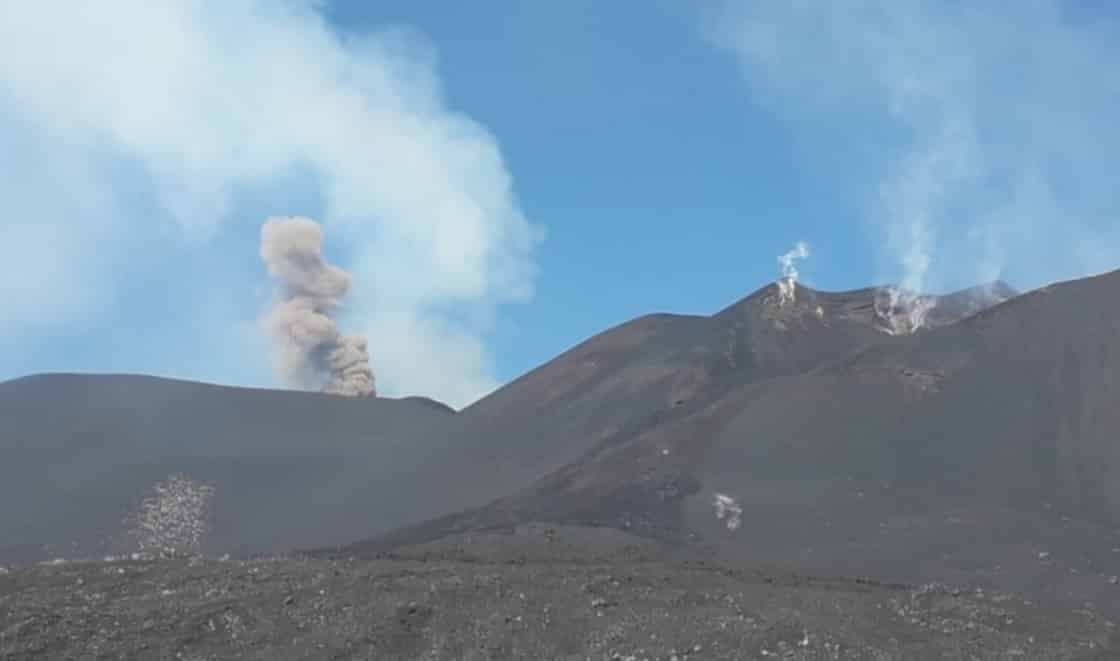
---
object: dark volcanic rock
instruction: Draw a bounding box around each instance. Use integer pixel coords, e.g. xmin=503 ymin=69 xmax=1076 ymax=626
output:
xmin=362 ymin=280 xmax=1015 ymax=537
xmin=10 ymin=270 xmax=1120 ymax=659
xmin=1 ymin=279 xmax=1014 ymax=568
xmin=1 ymin=527 xmax=1115 ymax=660
xmin=0 ymin=374 xmax=453 ymax=564
xmin=340 ymin=271 xmax=1120 ymax=619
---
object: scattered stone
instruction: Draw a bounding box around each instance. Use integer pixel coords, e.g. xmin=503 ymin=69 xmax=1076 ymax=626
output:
xmin=0 ymin=551 xmax=1109 ymax=660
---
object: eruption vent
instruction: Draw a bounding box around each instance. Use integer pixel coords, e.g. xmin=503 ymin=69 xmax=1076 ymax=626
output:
xmin=776 ymin=241 xmax=810 ymax=305
xmin=874 ymin=286 xmax=936 ymax=335
xmin=260 ymin=216 xmax=376 ymax=397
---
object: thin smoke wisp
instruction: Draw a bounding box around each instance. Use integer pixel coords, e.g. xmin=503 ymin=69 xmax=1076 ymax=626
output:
xmin=706 ymin=0 xmax=1120 ymax=306
xmin=776 ymin=241 xmax=810 ymax=305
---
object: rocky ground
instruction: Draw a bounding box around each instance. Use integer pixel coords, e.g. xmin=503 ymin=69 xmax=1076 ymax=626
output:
xmin=2 ymin=526 xmax=1118 ymax=660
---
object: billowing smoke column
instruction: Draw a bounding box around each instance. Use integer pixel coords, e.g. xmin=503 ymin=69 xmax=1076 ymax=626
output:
xmin=776 ymin=241 xmax=810 ymax=305
xmin=259 ymin=216 xmax=376 ymax=397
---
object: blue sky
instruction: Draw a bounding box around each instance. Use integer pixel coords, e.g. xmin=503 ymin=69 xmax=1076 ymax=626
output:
xmin=1 ymin=1 xmax=1118 ymax=407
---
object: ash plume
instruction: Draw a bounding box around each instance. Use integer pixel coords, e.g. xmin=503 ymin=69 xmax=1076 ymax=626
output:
xmin=259 ymin=216 xmax=376 ymax=397
xmin=776 ymin=241 xmax=810 ymax=305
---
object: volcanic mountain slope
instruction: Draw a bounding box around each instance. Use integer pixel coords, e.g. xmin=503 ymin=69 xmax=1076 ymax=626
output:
xmin=0 ymin=374 xmax=453 ymax=564
xmin=331 ymin=278 xmax=1015 ymax=542
xmin=0 ymin=280 xmax=1013 ymax=567
xmin=338 ymin=272 xmax=1120 ymax=615
xmin=323 ymin=279 xmax=1017 ymax=539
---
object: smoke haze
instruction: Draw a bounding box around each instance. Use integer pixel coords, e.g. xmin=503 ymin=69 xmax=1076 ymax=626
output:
xmin=260 ymin=217 xmax=375 ymax=397
xmin=0 ymin=0 xmax=538 ymax=408
xmin=706 ymin=0 xmax=1120 ymax=294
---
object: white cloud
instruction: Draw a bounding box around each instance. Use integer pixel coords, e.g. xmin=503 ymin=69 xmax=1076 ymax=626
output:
xmin=0 ymin=1 xmax=540 ymax=407
xmin=705 ymin=0 xmax=1120 ymax=292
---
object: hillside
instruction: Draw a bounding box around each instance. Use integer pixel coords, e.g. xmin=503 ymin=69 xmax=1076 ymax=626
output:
xmin=365 ymin=279 xmax=1017 ymax=531
xmin=336 ymin=272 xmax=1120 ymax=616
xmin=0 ymin=374 xmax=452 ymax=564
xmin=9 ymin=274 xmax=1120 ymax=657
xmin=0 ymin=280 xmax=1016 ymax=566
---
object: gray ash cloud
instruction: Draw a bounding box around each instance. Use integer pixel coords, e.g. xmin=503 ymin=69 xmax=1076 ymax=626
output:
xmin=259 ymin=216 xmax=375 ymax=397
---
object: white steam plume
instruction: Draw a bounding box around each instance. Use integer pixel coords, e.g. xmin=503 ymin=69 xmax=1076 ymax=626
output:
xmin=260 ymin=217 xmax=375 ymax=397
xmin=706 ymin=1 xmax=1120 ymax=298
xmin=776 ymin=241 xmax=810 ymax=305
xmin=873 ymin=286 xmax=936 ymax=336
xmin=0 ymin=1 xmax=538 ymax=408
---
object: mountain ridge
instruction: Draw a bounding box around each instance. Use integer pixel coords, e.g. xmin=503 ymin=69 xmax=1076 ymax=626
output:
xmin=330 ymin=269 xmax=1120 ymax=616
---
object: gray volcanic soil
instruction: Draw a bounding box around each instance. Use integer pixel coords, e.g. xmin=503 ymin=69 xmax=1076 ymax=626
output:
xmin=0 ymin=281 xmax=1012 ymax=567
xmin=8 ymin=272 xmax=1120 ymax=658
xmin=0 ymin=375 xmax=454 ymax=564
xmin=338 ymin=272 xmax=1120 ymax=619
xmin=340 ymin=280 xmax=1018 ymax=537
xmin=2 ymin=526 xmax=1117 ymax=661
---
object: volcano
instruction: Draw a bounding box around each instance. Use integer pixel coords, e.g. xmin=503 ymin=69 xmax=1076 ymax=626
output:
xmin=0 ymin=279 xmax=1016 ymax=565
xmin=332 ymin=271 xmax=1120 ymax=615
xmin=8 ymin=272 xmax=1120 ymax=656
xmin=6 ymin=272 xmax=1120 ymax=622
xmin=0 ymin=374 xmax=453 ymax=563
